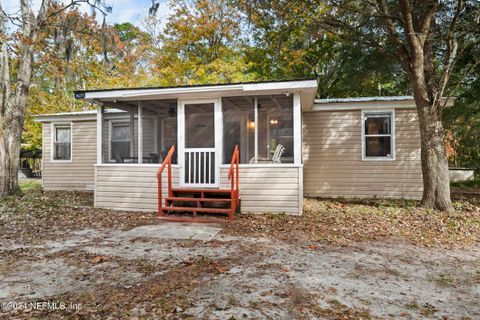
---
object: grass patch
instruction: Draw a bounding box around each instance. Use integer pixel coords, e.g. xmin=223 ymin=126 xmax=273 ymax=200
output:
xmin=19 ymin=180 xmax=42 ymax=192
xmin=451 ymin=178 xmax=480 ymax=189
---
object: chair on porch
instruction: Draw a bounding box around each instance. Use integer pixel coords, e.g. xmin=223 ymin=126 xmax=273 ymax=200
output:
xmin=112 ymin=150 xmax=123 ymax=163
xmin=149 ymin=153 xmax=160 ymax=163
xmin=249 ymin=144 xmax=285 ymax=164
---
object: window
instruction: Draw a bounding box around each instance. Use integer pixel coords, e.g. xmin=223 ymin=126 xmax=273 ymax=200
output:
xmin=362 ymin=111 xmax=395 ymax=160
xmin=52 ymin=124 xmax=71 ymax=161
xmin=110 ymin=122 xmax=131 ymax=162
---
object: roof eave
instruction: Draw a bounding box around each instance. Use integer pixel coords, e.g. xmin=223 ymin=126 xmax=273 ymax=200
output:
xmin=75 ymin=79 xmax=318 ymax=102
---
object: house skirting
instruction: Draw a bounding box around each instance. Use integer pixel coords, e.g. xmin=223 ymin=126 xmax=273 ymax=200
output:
xmin=94 ymin=164 xmax=303 ymax=215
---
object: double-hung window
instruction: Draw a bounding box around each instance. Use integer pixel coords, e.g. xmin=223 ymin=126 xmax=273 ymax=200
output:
xmin=53 ymin=124 xmax=72 ymax=161
xmin=110 ymin=122 xmax=131 ymax=162
xmin=362 ymin=111 xmax=395 ymax=160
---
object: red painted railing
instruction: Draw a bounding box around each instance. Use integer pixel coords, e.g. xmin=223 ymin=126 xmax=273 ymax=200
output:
xmin=157 ymin=145 xmax=175 ymax=215
xmin=228 ymin=145 xmax=239 ymax=220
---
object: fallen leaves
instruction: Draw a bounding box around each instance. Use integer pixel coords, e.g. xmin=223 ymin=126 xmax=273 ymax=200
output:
xmin=0 ymin=190 xmax=156 ymax=244
xmin=226 ymin=193 xmax=480 ymax=248
xmin=91 ymin=255 xmax=111 ymax=264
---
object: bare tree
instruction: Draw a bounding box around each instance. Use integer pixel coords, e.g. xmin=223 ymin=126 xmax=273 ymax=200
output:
xmin=0 ymin=0 xmax=110 ymax=197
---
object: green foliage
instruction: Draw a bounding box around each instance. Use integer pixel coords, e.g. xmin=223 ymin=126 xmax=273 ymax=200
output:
xmin=444 ymin=38 xmax=480 ymax=171
xmin=236 ymin=0 xmax=409 ymax=98
xmin=451 ymin=178 xmax=480 ymax=189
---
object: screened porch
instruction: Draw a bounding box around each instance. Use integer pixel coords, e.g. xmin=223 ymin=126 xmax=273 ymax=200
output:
xmin=97 ymin=94 xmax=299 ymax=188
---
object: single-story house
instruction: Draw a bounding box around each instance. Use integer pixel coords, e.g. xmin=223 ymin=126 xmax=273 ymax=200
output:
xmin=33 ymin=79 xmax=453 ymax=221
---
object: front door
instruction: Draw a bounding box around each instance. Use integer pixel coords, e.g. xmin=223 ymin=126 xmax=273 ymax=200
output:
xmin=178 ymin=99 xmax=222 ymax=187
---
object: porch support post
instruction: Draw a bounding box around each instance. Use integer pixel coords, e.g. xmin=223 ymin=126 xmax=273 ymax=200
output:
xmin=293 ymin=93 xmax=302 ymax=165
xmin=254 ymin=96 xmax=258 ymax=164
xmin=96 ymin=104 xmax=104 ymax=164
xmin=129 ymin=110 xmax=135 ymax=157
xmin=138 ymin=101 xmax=143 ymax=163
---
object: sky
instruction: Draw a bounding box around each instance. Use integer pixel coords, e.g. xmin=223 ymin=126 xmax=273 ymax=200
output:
xmin=2 ymin=0 xmax=172 ymax=27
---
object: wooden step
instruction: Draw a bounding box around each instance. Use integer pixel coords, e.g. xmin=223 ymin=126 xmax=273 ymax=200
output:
xmin=172 ymin=188 xmax=232 ymax=194
xmin=156 ymin=216 xmax=229 ymax=224
xmin=166 ymin=197 xmax=232 ymax=203
xmin=161 ymin=206 xmax=231 ymax=214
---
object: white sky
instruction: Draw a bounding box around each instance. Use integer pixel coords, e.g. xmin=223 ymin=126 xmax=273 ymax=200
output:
xmin=1 ymin=0 xmax=171 ymax=27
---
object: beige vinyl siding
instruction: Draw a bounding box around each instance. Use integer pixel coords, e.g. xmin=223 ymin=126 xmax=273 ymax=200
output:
xmin=303 ymin=108 xmax=423 ymax=199
xmin=42 ymin=120 xmax=96 ymax=190
xmin=219 ymin=166 xmax=301 ymax=214
xmin=95 ymin=165 xmax=179 ymax=211
xmin=95 ymin=165 xmax=301 ymax=214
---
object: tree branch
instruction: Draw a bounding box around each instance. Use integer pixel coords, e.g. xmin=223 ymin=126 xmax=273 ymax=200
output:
xmin=435 ymin=0 xmax=464 ymax=109
xmin=375 ymin=0 xmax=413 ymax=75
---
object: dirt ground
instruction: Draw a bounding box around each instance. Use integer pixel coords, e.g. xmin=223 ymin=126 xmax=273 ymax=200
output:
xmin=0 ymin=190 xmax=479 ymax=319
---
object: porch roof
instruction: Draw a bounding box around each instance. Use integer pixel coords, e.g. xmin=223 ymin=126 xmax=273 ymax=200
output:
xmin=73 ymin=79 xmax=318 ymax=109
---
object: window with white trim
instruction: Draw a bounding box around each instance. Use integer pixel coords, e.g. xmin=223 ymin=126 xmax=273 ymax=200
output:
xmin=363 ymin=111 xmax=394 ymax=159
xmin=53 ymin=124 xmax=71 ymax=160
xmin=110 ymin=122 xmax=131 ymax=162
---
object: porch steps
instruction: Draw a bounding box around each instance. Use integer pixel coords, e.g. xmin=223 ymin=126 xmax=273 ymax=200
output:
xmin=158 ymin=188 xmax=238 ymax=223
xmin=165 ymin=197 xmax=232 ymax=203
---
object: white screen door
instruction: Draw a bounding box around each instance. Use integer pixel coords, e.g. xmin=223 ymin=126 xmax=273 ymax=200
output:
xmin=178 ymin=99 xmax=222 ymax=187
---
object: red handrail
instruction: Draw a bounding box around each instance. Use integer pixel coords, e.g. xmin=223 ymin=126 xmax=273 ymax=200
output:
xmin=157 ymin=145 xmax=175 ymax=215
xmin=228 ymin=145 xmax=239 ymax=219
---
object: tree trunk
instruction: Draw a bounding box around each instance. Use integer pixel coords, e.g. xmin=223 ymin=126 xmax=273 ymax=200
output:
xmin=0 ymin=125 xmax=21 ymax=196
xmin=0 ymin=1 xmax=39 ymax=197
xmin=414 ymin=95 xmax=453 ymax=212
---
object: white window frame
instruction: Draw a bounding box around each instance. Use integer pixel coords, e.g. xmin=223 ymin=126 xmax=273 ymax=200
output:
xmin=51 ymin=122 xmax=73 ymax=162
xmin=361 ymin=109 xmax=395 ymax=161
xmin=109 ymin=120 xmax=132 ymax=162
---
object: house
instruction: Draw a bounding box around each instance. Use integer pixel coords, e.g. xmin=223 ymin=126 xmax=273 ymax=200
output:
xmin=33 ymin=79 xmax=451 ymax=220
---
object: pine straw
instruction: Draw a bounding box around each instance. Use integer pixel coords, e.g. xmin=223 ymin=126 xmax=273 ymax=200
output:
xmin=226 ymin=195 xmax=480 ymax=248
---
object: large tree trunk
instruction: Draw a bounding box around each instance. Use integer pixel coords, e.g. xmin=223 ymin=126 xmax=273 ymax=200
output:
xmin=0 ymin=0 xmax=40 ymax=197
xmin=414 ymin=95 xmax=453 ymax=211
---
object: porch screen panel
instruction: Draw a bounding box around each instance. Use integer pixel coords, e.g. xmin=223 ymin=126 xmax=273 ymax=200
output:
xmin=257 ymin=95 xmax=294 ymax=164
xmin=185 ymin=104 xmax=214 ymax=148
xmin=111 ymin=123 xmax=130 ymax=162
xmin=162 ymin=117 xmax=178 ymax=164
xmin=222 ymin=97 xmax=255 ymax=164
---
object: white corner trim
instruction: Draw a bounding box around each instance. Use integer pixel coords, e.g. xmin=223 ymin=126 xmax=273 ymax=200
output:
xmin=293 ymin=93 xmax=302 ymax=165
xmin=138 ymin=101 xmax=143 ymax=163
xmin=361 ymin=109 xmax=396 ymax=161
xmin=50 ymin=122 xmax=73 ymax=162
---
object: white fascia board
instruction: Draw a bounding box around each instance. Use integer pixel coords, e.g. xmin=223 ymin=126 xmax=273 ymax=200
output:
xmin=242 ymin=79 xmax=318 ymax=92
xmin=311 ymin=100 xmax=417 ymax=111
xmin=312 ymin=96 xmax=455 ymax=111
xmin=34 ymin=114 xmax=98 ymax=122
xmin=83 ymin=85 xmax=244 ymax=100
xmin=33 ymin=109 xmax=127 ymax=123
xmin=81 ymin=80 xmax=318 ymax=101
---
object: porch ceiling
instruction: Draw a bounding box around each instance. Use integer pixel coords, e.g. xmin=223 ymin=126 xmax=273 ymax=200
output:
xmin=75 ymin=79 xmax=318 ymax=110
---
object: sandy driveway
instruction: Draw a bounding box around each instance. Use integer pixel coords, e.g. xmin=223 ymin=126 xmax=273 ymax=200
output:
xmin=1 ymin=222 xmax=479 ymax=319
